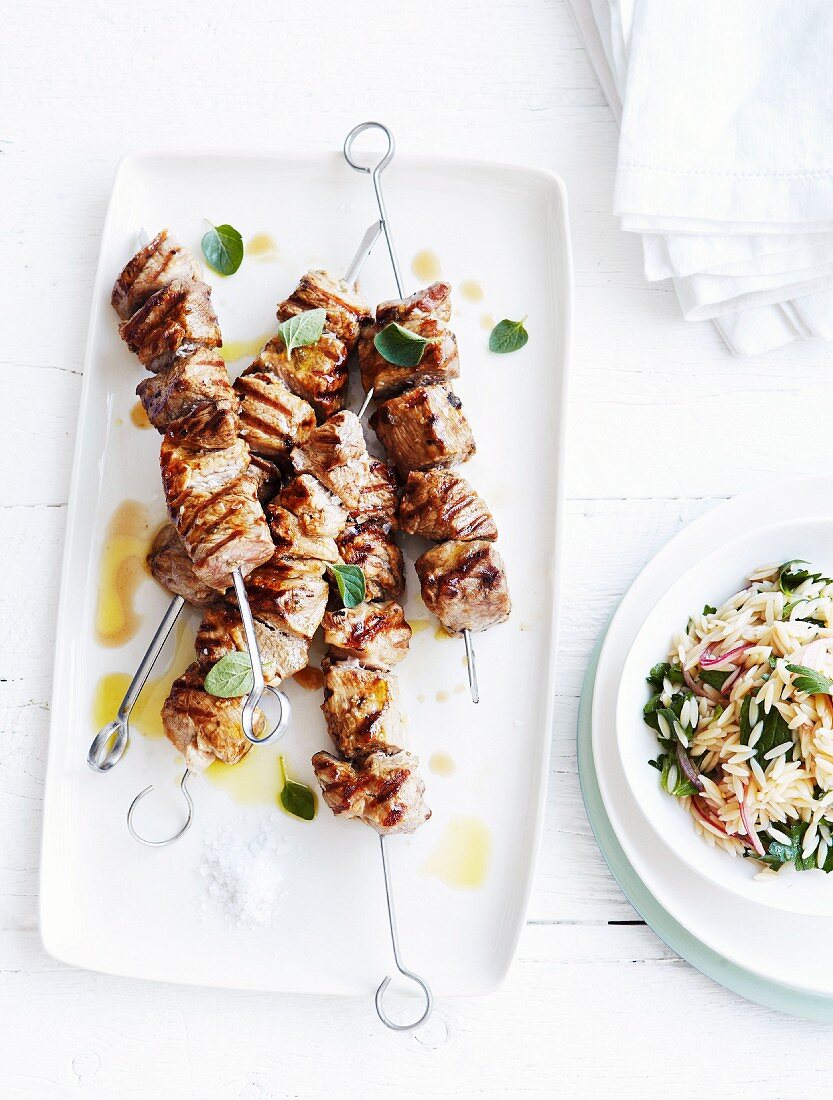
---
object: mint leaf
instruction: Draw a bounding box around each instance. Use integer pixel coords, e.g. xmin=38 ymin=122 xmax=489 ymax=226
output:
xmin=489 ymin=317 xmax=529 ymax=354
xmin=374 ymin=322 xmax=428 ymax=367
xmin=278 ymin=308 xmax=327 ymax=358
xmin=327 ymin=563 xmax=366 ymax=609
xmin=204 ymin=650 xmax=253 ymax=698
xmin=201 ymin=223 xmax=244 ymax=276
xmin=786 ymin=663 xmax=833 ymax=696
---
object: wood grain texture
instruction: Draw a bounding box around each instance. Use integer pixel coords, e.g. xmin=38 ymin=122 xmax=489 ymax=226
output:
xmin=4 ymin=0 xmax=833 ymax=1095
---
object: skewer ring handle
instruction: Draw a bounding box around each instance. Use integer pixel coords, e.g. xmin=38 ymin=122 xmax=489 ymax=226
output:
xmin=343 ymin=122 xmax=395 ymax=177
xmin=88 ymin=717 xmax=129 ymax=772
xmin=242 ymin=684 xmax=292 ymax=745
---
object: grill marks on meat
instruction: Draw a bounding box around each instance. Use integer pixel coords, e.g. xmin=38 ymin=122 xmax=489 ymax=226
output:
xmin=163 ymin=661 xmax=260 ymax=771
xmin=119 ymin=279 xmax=221 ymax=372
xmin=196 ymin=603 xmax=309 ymax=684
xmin=242 ymin=554 xmax=329 ymax=640
xmin=290 ymin=411 xmax=374 ymax=513
xmin=370 ymin=384 xmax=475 ymax=475
xmin=349 ymin=459 xmax=399 ymax=526
xmin=267 ymin=502 xmax=340 ymax=563
xmin=111 ymin=229 xmax=202 ymax=321
xmin=311 ymin=749 xmax=430 ymax=834
xmin=277 ymin=270 xmax=370 ymax=354
xmin=247 ymin=330 xmax=347 ymax=422
xmin=323 ymin=600 xmax=412 ymax=670
xmin=398 ymin=470 xmax=497 ymax=542
xmin=415 ymin=540 xmax=511 ymax=636
xmin=234 ymin=372 xmax=315 ymax=461
xmin=276 ymin=474 xmax=347 ymax=539
xmin=160 ymin=435 xmax=274 ymax=591
xmin=136 ymin=347 xmax=238 ymax=448
xmin=336 ymin=519 xmax=404 ymax=601
xmin=375 ymin=282 xmax=453 ymax=326
xmin=320 ymin=661 xmax=405 ymax=760
xmin=146 ymin=523 xmax=221 ymax=607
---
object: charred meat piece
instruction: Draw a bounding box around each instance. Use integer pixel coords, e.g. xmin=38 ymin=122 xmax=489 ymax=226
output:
xmin=195 ymin=603 xmax=309 ymax=683
xmin=359 ymin=316 xmax=459 ymax=399
xmin=415 ymin=540 xmax=511 ymax=635
xmin=234 ymin=371 xmax=315 ymax=460
xmin=277 ymin=270 xmax=371 ymax=354
xmin=160 ymin=435 xmax=274 ymax=591
xmin=111 ymin=229 xmax=202 ymax=321
xmin=119 ymin=279 xmax=221 ymax=372
xmin=247 ymin=329 xmax=347 ymax=422
xmin=242 ymin=554 xmax=329 ymax=640
xmin=136 ymin=348 xmax=237 ymax=442
xmin=146 ymin=522 xmax=221 ymax=607
xmin=266 ymin=502 xmax=340 ymax=563
xmin=289 ymin=411 xmax=373 ymax=513
xmin=398 ymin=470 xmax=497 ymax=542
xmin=163 ymin=662 xmax=260 ymax=770
xmin=322 ymin=600 xmax=411 ymax=670
xmin=247 ymin=454 xmax=281 ymax=504
xmin=375 ymin=281 xmax=453 ymax=326
xmin=277 ymin=474 xmax=347 ymax=539
xmin=336 ymin=519 xmax=405 ymax=601
xmin=164 ymin=402 xmax=238 ymax=451
xmin=349 ymin=458 xmax=399 ymax=526
xmin=370 ymin=385 xmax=475 ymax=475
xmin=311 ymin=749 xmax=430 ymax=834
xmin=321 ymin=661 xmax=404 ymax=760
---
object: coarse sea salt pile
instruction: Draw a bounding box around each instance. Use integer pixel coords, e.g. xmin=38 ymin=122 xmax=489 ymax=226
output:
xmin=198 ymin=819 xmax=288 ymax=930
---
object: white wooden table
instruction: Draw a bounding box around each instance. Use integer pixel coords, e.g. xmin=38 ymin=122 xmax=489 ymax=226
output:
xmin=4 ymin=1 xmax=833 ymax=1095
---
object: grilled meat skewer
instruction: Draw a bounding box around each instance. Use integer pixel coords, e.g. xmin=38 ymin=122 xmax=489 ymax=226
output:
xmin=311 ymin=750 xmax=429 ymax=835
xmin=398 ymin=470 xmax=497 ymax=542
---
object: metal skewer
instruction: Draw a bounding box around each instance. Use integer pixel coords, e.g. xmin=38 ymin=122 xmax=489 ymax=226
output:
xmin=344 ymin=120 xmax=480 ymax=705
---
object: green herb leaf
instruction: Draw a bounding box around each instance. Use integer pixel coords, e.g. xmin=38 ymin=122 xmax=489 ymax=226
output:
xmin=201 ymin=223 xmax=244 ymax=276
xmin=703 ymin=604 xmax=717 ymax=616
xmin=740 ymin=694 xmax=792 ymax=764
xmin=279 ymin=756 xmax=317 ymax=821
xmin=699 ymin=668 xmax=731 ymax=691
xmin=653 ymin=750 xmax=698 ymax=798
xmin=373 ymin=322 xmax=428 ymax=367
xmin=489 ymin=317 xmax=529 ymax=354
xmin=778 ymin=559 xmax=813 ymax=595
xmin=786 ymin=663 xmax=833 ymax=696
xmin=327 ymin=563 xmax=366 ymax=608
xmin=278 ymin=308 xmax=327 ymax=358
xmin=204 ymin=650 xmax=253 ymax=698
xmin=646 ymin=662 xmax=684 ymax=690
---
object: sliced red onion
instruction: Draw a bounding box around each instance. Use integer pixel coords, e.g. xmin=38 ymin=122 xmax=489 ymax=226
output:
xmin=699 ymin=642 xmax=753 ymax=668
xmin=682 ymin=665 xmax=722 ymax=702
xmin=738 ymin=795 xmax=766 ymax=857
xmin=675 ymin=742 xmax=704 ymax=792
xmin=692 ymin=796 xmax=755 ymax=852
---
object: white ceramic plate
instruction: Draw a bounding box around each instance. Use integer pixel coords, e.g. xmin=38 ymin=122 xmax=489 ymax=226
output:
xmin=40 ymin=151 xmax=571 ymax=996
xmin=593 ymin=477 xmax=833 ymax=994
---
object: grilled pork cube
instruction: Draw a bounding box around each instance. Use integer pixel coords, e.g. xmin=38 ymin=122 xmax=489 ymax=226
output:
xmin=119 ymin=279 xmax=221 ymax=372
xmin=311 ymin=749 xmax=430 ymax=834
xmin=266 ymin=503 xmax=340 ymax=563
xmin=336 ymin=519 xmax=404 ymax=601
xmin=146 ymin=522 xmax=221 ymax=607
xmin=195 ymin=604 xmax=309 ymax=684
xmin=290 ymin=411 xmax=373 ymax=513
xmin=164 ymin=402 xmax=238 ymax=451
xmin=349 ymin=458 xmax=398 ymax=526
xmin=234 ymin=371 xmax=315 ymax=460
xmin=359 ymin=316 xmax=459 ymax=399
xmin=242 ymin=554 xmax=329 ymax=640
xmin=375 ymin=281 xmax=453 ymax=326
xmin=415 ymin=540 xmax=511 ymax=635
xmin=160 ymin=435 xmax=274 ymax=591
xmin=322 ymin=600 xmax=411 ymax=670
xmin=321 ymin=661 xmax=404 ymax=760
xmin=136 ymin=347 xmax=237 ymax=445
xmin=398 ymin=470 xmax=497 ymax=542
xmin=370 ymin=385 xmax=475 ymax=475
xmin=277 ymin=270 xmax=371 ymax=354
xmin=277 ymin=474 xmax=347 ymax=539
xmin=163 ymin=662 xmax=260 ymax=770
xmin=247 ymin=329 xmax=347 ymax=421
xmin=111 ymin=229 xmax=202 ymax=321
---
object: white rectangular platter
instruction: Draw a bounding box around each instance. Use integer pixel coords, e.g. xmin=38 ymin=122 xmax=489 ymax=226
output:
xmin=40 ymin=150 xmax=571 ymax=996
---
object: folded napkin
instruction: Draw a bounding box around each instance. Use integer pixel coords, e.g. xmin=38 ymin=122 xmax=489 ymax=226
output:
xmin=566 ymin=0 xmax=833 ymax=355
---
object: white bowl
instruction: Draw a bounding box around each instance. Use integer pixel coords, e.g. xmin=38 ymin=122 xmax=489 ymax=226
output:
xmin=613 ymin=509 xmax=833 ymax=917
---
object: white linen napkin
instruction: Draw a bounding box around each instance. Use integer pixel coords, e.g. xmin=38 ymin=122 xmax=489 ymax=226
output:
xmin=565 ymin=0 xmax=833 ymax=355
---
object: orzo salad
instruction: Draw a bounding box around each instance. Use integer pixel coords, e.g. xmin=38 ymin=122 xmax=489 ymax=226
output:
xmin=643 ymin=560 xmax=833 ymax=875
